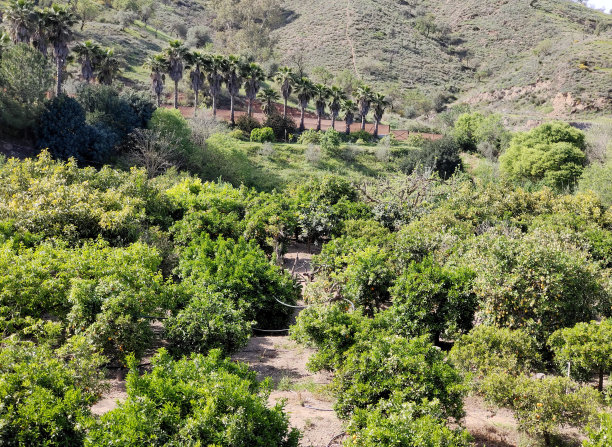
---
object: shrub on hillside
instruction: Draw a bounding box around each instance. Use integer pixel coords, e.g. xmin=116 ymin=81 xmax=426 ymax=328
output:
xmin=250 ymin=127 xmax=275 ymax=143
xmin=320 ymin=128 xmax=342 ymax=157
xmin=297 ymin=129 xmax=322 ymax=144
xmin=500 ymin=121 xmax=586 ymax=189
xmin=85 ymin=349 xmax=300 ymax=446
xmin=348 ymin=130 xmax=374 ymax=143
xmin=235 ymin=114 xmax=261 ymax=135
xmin=263 ymin=114 xmax=297 ymax=141
xmin=399 ymin=137 xmax=462 ymax=179
xmin=584 ymin=413 xmax=612 ymax=447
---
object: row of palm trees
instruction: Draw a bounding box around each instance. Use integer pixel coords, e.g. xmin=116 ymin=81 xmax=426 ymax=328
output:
xmin=147 ymin=40 xmax=390 ymax=136
xmin=1 ymin=0 xmax=121 ymax=94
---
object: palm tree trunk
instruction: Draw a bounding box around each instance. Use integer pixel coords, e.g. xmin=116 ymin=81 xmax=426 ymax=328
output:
xmin=346 ymin=122 xmax=351 ymax=135
xmin=361 ymin=115 xmax=366 ymax=131
xmin=283 ymin=97 xmax=288 ymax=118
xmin=212 ymin=95 xmax=217 ymax=117
xmin=156 ymin=92 xmax=161 ymax=107
xmin=248 ymin=99 xmax=253 ymax=117
xmin=56 ymin=58 xmax=62 ymax=97
xmin=317 ymin=115 xmax=322 ymax=131
xmin=331 ymin=114 xmax=336 ymax=130
xmin=230 ymin=95 xmax=235 ymax=126
xmin=374 ymin=120 xmax=380 ymax=138
xmin=174 ymin=81 xmax=179 ymax=109
xmin=194 ymin=89 xmax=199 ymax=117
xmin=300 ymin=107 xmax=305 ymax=132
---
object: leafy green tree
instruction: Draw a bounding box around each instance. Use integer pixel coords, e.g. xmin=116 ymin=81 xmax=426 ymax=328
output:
xmin=0 ymin=43 xmax=53 ymax=134
xmin=257 ymin=87 xmax=280 ymax=116
xmin=549 ymin=319 xmax=612 ymax=391
xmin=390 ymin=257 xmax=476 ymax=345
xmin=449 ymin=326 xmax=541 ymax=378
xmin=295 ymin=76 xmax=315 ymax=132
xmin=453 ymin=112 xmax=484 ymax=151
xmin=144 ymin=53 xmax=168 ymax=106
xmin=500 ymin=121 xmax=587 ymax=189
xmin=164 ymin=40 xmax=188 ymax=109
xmin=274 ymin=66 xmax=295 ymax=118
xmin=45 ymin=4 xmax=77 ymax=96
xmin=356 ymin=84 xmax=374 ymax=131
xmin=85 ymin=349 xmax=300 ymax=446
xmin=76 ymin=0 xmax=102 ymax=30
xmin=243 ymin=62 xmax=265 ymax=116
xmin=334 ymin=334 xmax=467 ymax=420
xmin=481 ymin=372 xmax=601 ymax=446
xmin=224 ymin=54 xmax=244 ymax=125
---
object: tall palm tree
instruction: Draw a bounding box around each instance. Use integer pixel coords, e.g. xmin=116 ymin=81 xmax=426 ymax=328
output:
xmin=73 ymin=40 xmax=102 ymax=83
xmin=274 ymin=66 xmax=295 ymax=118
xmin=224 ymin=55 xmax=244 ymax=126
xmin=372 ymin=93 xmax=389 ymax=138
xmin=243 ymin=62 xmax=265 ymax=117
xmin=144 ymin=53 xmax=168 ymax=107
xmin=185 ymin=50 xmax=206 ymax=116
xmin=204 ymin=54 xmax=226 ymax=117
xmin=4 ymin=0 xmax=35 ymax=44
xmin=341 ymin=100 xmax=356 ymax=136
xmin=97 ymin=48 xmax=121 ymax=85
xmin=257 ymin=88 xmax=280 ymax=116
xmin=45 ymin=4 xmax=77 ymax=97
xmin=164 ymin=40 xmax=188 ymax=109
xmin=356 ymin=84 xmax=374 ymax=131
xmin=295 ymin=77 xmax=315 ymax=132
xmin=31 ymin=6 xmax=51 ymax=56
xmin=312 ymin=84 xmax=330 ymax=131
xmin=328 ymin=86 xmax=347 ymax=131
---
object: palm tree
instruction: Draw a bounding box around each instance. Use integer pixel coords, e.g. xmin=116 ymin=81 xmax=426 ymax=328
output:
xmin=224 ymin=55 xmax=244 ymax=126
xmin=185 ymin=50 xmax=206 ymax=116
xmin=295 ymin=77 xmax=315 ymax=132
xmin=274 ymin=66 xmax=295 ymax=118
xmin=243 ymin=62 xmax=265 ymax=117
xmin=372 ymin=93 xmax=389 ymax=138
xmin=356 ymin=84 xmax=374 ymax=131
xmin=257 ymin=88 xmax=280 ymax=116
xmin=97 ymin=48 xmax=121 ymax=85
xmin=31 ymin=7 xmax=51 ymax=56
xmin=144 ymin=54 xmax=168 ymax=107
xmin=4 ymin=0 xmax=35 ymax=44
xmin=204 ymin=54 xmax=226 ymax=117
xmin=73 ymin=40 xmax=102 ymax=83
xmin=312 ymin=84 xmax=330 ymax=131
xmin=328 ymin=86 xmax=347 ymax=131
xmin=164 ymin=40 xmax=188 ymax=109
xmin=341 ymin=100 xmax=356 ymax=136
xmin=46 ymin=4 xmax=77 ymax=96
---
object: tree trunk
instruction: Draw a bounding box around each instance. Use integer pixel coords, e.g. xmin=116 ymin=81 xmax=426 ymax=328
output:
xmin=599 ymin=368 xmax=604 ymax=392
xmin=300 ymin=107 xmax=305 ymax=132
xmin=374 ymin=119 xmax=380 ymax=138
xmin=317 ymin=115 xmax=321 ymax=131
xmin=81 ymin=20 xmax=85 ymax=31
xmin=212 ymin=95 xmax=217 ymax=117
xmin=174 ymin=81 xmax=179 ymax=109
xmin=346 ymin=121 xmax=351 ymax=135
xmin=248 ymin=99 xmax=253 ymax=117
xmin=331 ymin=114 xmax=336 ymax=130
xmin=283 ymin=97 xmax=288 ymax=118
xmin=361 ymin=115 xmax=366 ymax=131
xmin=543 ymin=432 xmax=551 ymax=447
xmin=193 ymin=89 xmax=198 ymax=117
xmin=230 ymin=95 xmax=235 ymax=126
xmin=56 ymin=58 xmax=62 ymax=97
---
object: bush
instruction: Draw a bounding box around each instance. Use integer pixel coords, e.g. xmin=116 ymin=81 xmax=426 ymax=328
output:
xmin=250 ymin=127 xmax=275 ymax=143
xmin=320 ymin=128 xmax=342 ymax=156
xmin=86 ymin=349 xmax=300 ymax=446
xmin=263 ymin=114 xmax=297 ymax=141
xmin=229 ymin=128 xmax=247 ymax=140
xmin=0 ymin=43 xmax=54 ymax=134
xmin=449 ymin=326 xmax=541 ymax=378
xmin=584 ymin=413 xmax=612 ymax=447
xmin=185 ymin=25 xmax=212 ymax=48
xmin=548 ymin=319 xmax=612 ymax=389
xmin=235 ymin=114 xmax=261 ymax=135
xmin=400 ymin=137 xmax=462 ymax=179
xmin=165 ymin=287 xmax=253 ymax=357
xmin=177 ymin=235 xmax=298 ymax=330
xmin=481 ymin=372 xmax=601 ymax=446
xmin=334 ymin=334 xmax=467 ymax=420
xmin=297 ymin=129 xmax=322 ymax=144
xmin=0 ymin=339 xmax=105 ymax=446
xmin=348 ymin=130 xmax=374 ymax=143
xmin=453 ymin=112 xmax=484 ymax=151
xmin=389 ymin=257 xmax=476 ymax=344
xmin=500 ymin=121 xmax=586 ymax=189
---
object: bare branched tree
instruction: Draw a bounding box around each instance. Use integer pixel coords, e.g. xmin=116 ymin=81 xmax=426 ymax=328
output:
xmin=126 ymin=128 xmax=179 ymax=177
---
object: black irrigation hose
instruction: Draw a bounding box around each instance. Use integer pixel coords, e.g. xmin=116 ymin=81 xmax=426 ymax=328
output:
xmin=303 ymin=404 xmax=334 ymax=412
xmin=252 ymin=327 xmax=290 ymax=333
xmin=327 ymin=432 xmax=348 ymax=447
